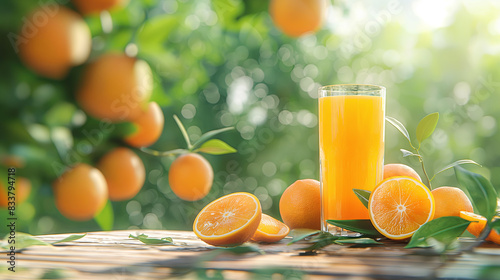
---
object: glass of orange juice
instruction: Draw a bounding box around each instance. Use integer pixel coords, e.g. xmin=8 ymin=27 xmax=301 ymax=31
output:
xmin=318 ymin=84 xmax=385 ymax=235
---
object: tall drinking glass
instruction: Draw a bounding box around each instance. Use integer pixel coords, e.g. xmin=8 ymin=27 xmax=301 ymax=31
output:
xmin=318 ymin=84 xmax=386 ymax=235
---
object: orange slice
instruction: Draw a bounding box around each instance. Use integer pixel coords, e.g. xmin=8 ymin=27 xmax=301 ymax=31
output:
xmin=368 ymin=176 xmax=435 ymax=240
xmin=459 ymin=211 xmax=500 ymax=244
xmin=251 ymin=214 xmax=290 ymax=243
xmin=193 ymin=192 xmax=262 ymax=247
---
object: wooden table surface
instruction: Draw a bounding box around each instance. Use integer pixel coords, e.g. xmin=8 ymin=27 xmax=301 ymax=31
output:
xmin=5 ymin=230 xmax=500 ymax=279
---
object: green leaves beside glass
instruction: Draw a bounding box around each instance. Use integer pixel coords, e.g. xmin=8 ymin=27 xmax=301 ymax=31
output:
xmin=386 ymin=112 xmax=480 ymax=189
xmin=287 ymin=227 xmax=381 ymax=252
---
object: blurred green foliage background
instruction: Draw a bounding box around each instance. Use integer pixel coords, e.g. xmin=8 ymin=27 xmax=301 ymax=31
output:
xmin=0 ymin=0 xmax=499 ymax=235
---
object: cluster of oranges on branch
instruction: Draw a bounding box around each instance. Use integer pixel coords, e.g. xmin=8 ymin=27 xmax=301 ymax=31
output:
xmin=6 ymin=0 xmax=167 ymax=221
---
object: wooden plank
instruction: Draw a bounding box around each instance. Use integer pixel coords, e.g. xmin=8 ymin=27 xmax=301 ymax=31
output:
xmin=4 ymin=230 xmax=500 ymax=279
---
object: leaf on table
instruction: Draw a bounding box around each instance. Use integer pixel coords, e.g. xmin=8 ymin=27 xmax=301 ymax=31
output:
xmin=353 ymin=189 xmax=371 ymax=209
xmin=416 ymin=112 xmax=439 ymax=144
xmin=40 ymin=269 xmax=72 ymax=279
xmin=52 ymin=233 xmax=86 ymax=245
xmin=300 ymin=231 xmax=339 ymax=251
xmin=334 ymin=237 xmax=382 ymax=245
xmin=455 ymin=166 xmax=498 ymax=221
xmin=386 ymin=116 xmax=411 ymax=144
xmin=216 ymin=245 xmax=264 ymax=255
xmin=287 ymin=229 xmax=321 ymax=245
xmin=1 ymin=233 xmax=50 ymax=250
xmin=196 ymin=139 xmax=237 ymax=155
xmin=405 ymin=216 xmax=471 ymax=249
xmin=477 ymin=264 xmax=500 ymax=280
xmin=327 ymin=219 xmax=383 ymax=237
xmin=129 ymin=234 xmax=173 ymax=245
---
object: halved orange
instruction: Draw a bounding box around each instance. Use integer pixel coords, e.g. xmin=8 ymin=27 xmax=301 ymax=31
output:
xmin=193 ymin=192 xmax=262 ymax=247
xmin=369 ymin=176 xmax=435 ymax=240
xmin=251 ymin=214 xmax=290 ymax=243
xmin=459 ymin=211 xmax=500 ymax=245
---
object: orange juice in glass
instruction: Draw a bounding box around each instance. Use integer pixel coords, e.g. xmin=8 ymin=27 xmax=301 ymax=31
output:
xmin=318 ymin=84 xmax=385 ymax=235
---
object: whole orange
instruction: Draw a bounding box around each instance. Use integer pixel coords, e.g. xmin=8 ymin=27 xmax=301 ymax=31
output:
xmin=98 ymin=147 xmax=145 ymax=201
xmin=168 ymin=153 xmax=213 ymax=201
xmin=431 ymin=186 xmax=473 ymax=219
xmin=17 ymin=5 xmax=91 ymax=79
xmin=0 ymin=177 xmax=32 ymax=207
xmin=53 ymin=164 xmax=108 ymax=221
xmin=76 ymin=53 xmax=152 ymax=122
xmin=72 ymin=0 xmax=127 ymax=15
xmin=125 ymin=102 xmax=164 ymax=147
xmin=279 ymin=179 xmax=321 ymax=230
xmin=270 ymin=0 xmax=327 ymax=37
xmin=383 ymin=163 xmax=421 ymax=181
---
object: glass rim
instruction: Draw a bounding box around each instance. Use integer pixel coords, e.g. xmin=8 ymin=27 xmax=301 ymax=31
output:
xmin=318 ymin=84 xmax=386 ymax=97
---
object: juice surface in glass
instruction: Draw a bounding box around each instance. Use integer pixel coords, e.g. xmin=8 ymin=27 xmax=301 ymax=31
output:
xmin=319 ymin=90 xmax=385 ymax=227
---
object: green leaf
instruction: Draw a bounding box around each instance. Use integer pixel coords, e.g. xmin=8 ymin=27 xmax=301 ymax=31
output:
xmin=44 ymin=102 xmax=77 ymax=127
xmin=386 ymin=116 xmax=411 ymax=144
xmin=334 ymin=238 xmax=382 ymax=245
xmin=113 ymin=122 xmax=138 ymax=138
xmin=405 ymin=217 xmax=471 ymax=249
xmin=211 ymin=0 xmax=243 ymax=30
xmin=192 ymin=127 xmax=235 ymax=149
xmin=478 ymin=265 xmax=500 ymax=280
xmin=148 ymin=68 xmax=171 ymax=107
xmin=237 ymin=0 xmax=268 ymax=19
xmin=52 ymin=234 xmax=86 ymax=245
xmin=129 ymin=234 xmax=174 ymax=245
xmin=137 ymin=16 xmax=179 ymax=50
xmin=1 ymin=233 xmax=50 ymax=250
xmin=327 ymin=219 xmax=383 ymax=237
xmin=94 ymin=201 xmax=113 ymax=231
xmin=216 ymin=245 xmax=264 ymax=255
xmin=353 ymin=189 xmax=371 ymax=209
xmin=40 ymin=269 xmax=71 ymax=279
xmin=455 ymin=166 xmax=498 ymax=221
xmin=400 ymin=149 xmax=418 ymax=158
xmin=490 ymin=219 xmax=500 ymax=235
xmin=433 ymin=160 xmax=481 ymax=177
xmin=196 ymin=139 xmax=237 ymax=155
xmin=416 ymin=112 xmax=439 ymax=144
xmin=300 ymin=231 xmax=339 ymax=251
xmin=287 ymin=229 xmax=321 ymax=245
